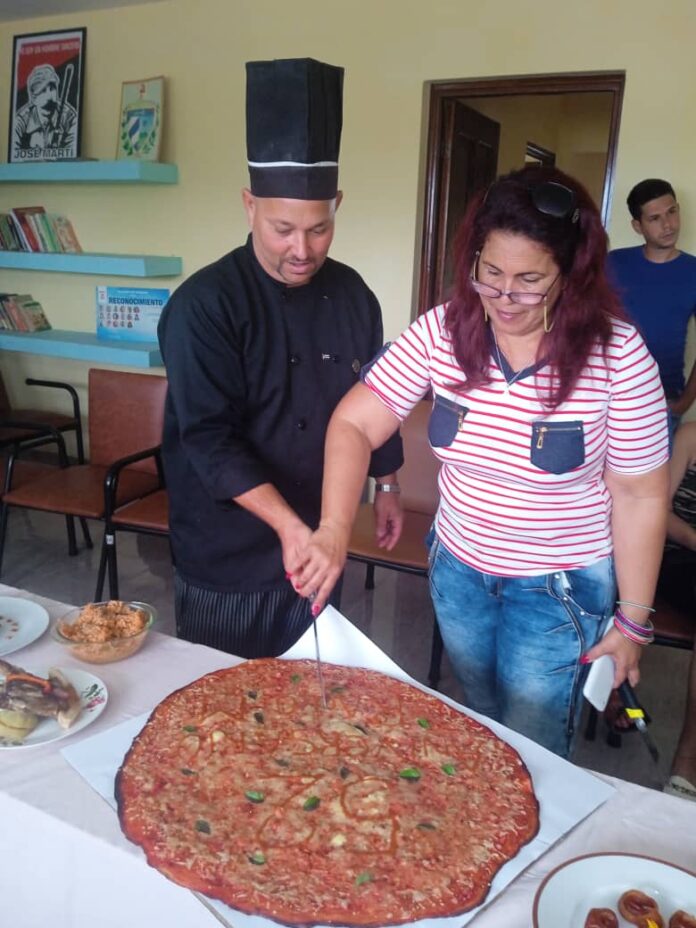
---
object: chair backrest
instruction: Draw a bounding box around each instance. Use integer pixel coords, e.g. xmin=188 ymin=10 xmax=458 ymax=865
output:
xmin=0 ymin=371 xmax=12 ymax=418
xmin=398 ymin=399 xmax=440 ymax=515
xmin=88 ymin=369 xmax=167 ymax=472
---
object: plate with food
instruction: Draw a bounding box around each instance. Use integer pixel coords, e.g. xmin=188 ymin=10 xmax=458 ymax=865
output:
xmin=116 ymin=658 xmax=540 ymax=927
xmin=533 ymin=852 xmax=696 ymax=928
xmin=0 ymin=596 xmax=50 ymax=657
xmin=0 ymin=659 xmax=108 ymax=749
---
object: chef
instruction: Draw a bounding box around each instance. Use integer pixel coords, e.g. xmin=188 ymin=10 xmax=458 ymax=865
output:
xmin=158 ymin=57 xmax=403 ymax=658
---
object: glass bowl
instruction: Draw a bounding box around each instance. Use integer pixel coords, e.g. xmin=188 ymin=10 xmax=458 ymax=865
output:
xmin=52 ymin=600 xmax=156 ymax=664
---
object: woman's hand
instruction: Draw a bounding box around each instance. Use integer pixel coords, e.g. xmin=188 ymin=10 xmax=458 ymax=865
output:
xmin=291 ymin=520 xmax=351 ymax=613
xmin=582 ymin=625 xmax=642 ymax=688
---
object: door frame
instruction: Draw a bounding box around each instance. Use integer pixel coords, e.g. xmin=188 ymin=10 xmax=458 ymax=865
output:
xmin=417 ymin=71 xmax=625 ymax=315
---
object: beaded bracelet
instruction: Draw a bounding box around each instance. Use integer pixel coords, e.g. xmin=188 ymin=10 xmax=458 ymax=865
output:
xmin=616 ymin=599 xmax=656 ymax=614
xmin=613 ymin=610 xmax=654 ymax=646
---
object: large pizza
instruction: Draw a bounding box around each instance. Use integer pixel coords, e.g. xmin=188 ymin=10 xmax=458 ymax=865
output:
xmin=116 ymin=659 xmax=539 ymax=926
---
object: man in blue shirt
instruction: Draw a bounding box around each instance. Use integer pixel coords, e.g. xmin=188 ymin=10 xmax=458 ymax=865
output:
xmin=607 ymin=178 xmax=696 ymax=423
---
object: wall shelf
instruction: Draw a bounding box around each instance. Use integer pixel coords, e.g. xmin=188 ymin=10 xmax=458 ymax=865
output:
xmin=0 ymin=251 xmax=182 ymax=277
xmin=0 ymin=161 xmax=178 ymax=184
xmin=0 ymin=330 xmax=163 ymax=368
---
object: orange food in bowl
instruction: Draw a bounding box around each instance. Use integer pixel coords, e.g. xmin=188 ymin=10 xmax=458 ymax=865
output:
xmin=55 ymin=600 xmax=155 ymax=664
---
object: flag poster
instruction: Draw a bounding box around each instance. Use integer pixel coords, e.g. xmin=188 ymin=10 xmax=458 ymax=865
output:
xmin=116 ymin=76 xmax=164 ymax=161
xmin=96 ymin=286 xmax=169 ymax=343
xmin=8 ymin=28 xmax=86 ymax=163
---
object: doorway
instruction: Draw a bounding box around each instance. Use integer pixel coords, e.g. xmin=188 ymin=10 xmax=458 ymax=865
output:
xmin=417 ymin=71 xmax=625 ymax=312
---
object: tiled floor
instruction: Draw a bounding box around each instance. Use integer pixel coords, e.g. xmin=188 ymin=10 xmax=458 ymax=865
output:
xmin=1 ymin=505 xmax=691 ymax=792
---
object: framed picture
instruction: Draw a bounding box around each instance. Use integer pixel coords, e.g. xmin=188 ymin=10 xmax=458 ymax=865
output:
xmin=8 ymin=27 xmax=86 ymax=163
xmin=116 ymin=76 xmax=164 ymax=161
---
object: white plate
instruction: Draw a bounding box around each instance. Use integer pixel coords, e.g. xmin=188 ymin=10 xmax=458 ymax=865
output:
xmin=533 ymin=852 xmax=696 ymax=927
xmin=0 ymin=667 xmax=108 ymax=749
xmin=0 ymin=596 xmax=50 ymax=657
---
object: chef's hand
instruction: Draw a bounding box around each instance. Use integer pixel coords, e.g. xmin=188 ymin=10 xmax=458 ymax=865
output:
xmin=581 ymin=626 xmax=642 ymax=689
xmin=292 ymin=520 xmax=350 ymax=614
xmin=279 ymin=519 xmax=313 ymax=580
xmin=373 ymin=491 xmax=403 ymax=550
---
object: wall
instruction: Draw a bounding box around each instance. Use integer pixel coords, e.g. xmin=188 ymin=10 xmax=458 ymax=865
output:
xmin=461 ymin=93 xmax=612 ymax=207
xmin=1 ymin=0 xmax=695 ymax=423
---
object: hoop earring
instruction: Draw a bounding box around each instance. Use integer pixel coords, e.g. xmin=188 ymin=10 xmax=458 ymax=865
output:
xmin=543 ymin=298 xmax=555 ymax=333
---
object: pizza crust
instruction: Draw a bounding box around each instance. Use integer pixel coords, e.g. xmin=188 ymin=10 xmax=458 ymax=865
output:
xmin=116 ymin=659 xmax=539 ymax=926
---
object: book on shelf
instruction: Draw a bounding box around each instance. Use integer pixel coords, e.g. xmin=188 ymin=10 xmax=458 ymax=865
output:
xmin=0 ymin=214 xmax=24 ymax=251
xmin=0 ymin=209 xmax=82 ymax=254
xmin=47 ymin=214 xmax=82 ymax=253
xmin=9 ymin=206 xmax=46 ymax=252
xmin=0 ymin=293 xmax=51 ymax=332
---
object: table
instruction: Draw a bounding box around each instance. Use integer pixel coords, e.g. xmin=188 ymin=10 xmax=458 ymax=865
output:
xmin=1 ymin=583 xmax=695 ymax=928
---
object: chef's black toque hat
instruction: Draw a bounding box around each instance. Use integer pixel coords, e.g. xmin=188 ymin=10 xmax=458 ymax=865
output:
xmin=246 ymin=57 xmax=344 ymax=200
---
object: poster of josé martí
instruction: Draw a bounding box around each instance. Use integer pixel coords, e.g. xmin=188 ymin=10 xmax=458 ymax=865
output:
xmin=8 ymin=28 xmax=86 ymax=163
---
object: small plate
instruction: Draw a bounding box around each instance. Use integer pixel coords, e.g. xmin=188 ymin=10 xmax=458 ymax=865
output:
xmin=0 ymin=667 xmax=108 ymax=749
xmin=0 ymin=596 xmax=50 ymax=657
xmin=533 ymin=852 xmax=696 ymax=927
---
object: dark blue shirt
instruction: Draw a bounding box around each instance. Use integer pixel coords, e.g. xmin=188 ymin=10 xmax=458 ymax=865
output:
xmin=607 ymin=246 xmax=696 ymax=398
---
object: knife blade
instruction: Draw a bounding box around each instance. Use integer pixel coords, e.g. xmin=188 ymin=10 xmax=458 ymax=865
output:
xmin=618 ymin=681 xmax=659 ymax=764
xmin=309 ymin=594 xmax=327 ymax=709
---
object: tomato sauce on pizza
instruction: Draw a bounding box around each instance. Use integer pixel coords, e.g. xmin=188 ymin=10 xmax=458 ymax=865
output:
xmin=116 ymin=659 xmax=539 ymax=926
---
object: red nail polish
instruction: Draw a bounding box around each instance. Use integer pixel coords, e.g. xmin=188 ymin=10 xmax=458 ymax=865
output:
xmin=311 ymin=603 xmax=320 ymax=617
xmin=579 ymin=655 xmax=590 ymax=665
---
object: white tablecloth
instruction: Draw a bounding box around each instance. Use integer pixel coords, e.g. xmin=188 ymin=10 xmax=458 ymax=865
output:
xmin=1 ymin=584 xmax=695 ymax=928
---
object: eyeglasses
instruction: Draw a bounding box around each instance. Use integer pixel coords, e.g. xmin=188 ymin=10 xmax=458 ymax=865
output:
xmin=470 ymin=253 xmax=561 ymax=306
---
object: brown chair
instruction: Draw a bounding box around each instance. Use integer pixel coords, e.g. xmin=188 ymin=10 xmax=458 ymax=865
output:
xmin=96 ymin=476 xmax=169 ymax=600
xmin=0 ymin=374 xmax=91 ymax=554
xmin=346 ymin=399 xmax=445 ymax=686
xmin=0 ymin=369 xmax=168 ymax=579
xmin=0 ymin=374 xmax=85 ymax=464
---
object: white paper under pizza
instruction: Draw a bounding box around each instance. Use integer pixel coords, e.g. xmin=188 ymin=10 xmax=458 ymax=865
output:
xmin=62 ymin=605 xmax=614 ymax=928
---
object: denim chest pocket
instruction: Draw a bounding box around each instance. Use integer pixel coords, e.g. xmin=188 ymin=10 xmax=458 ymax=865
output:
xmin=429 ymin=395 xmax=469 ymax=447
xmin=531 ymin=420 xmax=585 ymax=474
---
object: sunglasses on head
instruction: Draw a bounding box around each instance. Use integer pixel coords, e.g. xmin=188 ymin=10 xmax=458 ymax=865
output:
xmin=482 ymin=178 xmax=580 ymax=224
xmin=530 ymin=181 xmax=580 ymax=224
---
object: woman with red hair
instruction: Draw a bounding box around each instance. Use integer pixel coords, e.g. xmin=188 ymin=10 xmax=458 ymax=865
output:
xmin=292 ymin=166 xmax=670 ymax=758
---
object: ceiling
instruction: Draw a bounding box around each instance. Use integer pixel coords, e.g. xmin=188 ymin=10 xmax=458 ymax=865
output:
xmin=0 ymin=0 xmax=163 ymax=23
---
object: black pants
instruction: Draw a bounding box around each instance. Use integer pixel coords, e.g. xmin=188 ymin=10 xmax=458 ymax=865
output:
xmin=174 ymin=573 xmax=343 ymax=659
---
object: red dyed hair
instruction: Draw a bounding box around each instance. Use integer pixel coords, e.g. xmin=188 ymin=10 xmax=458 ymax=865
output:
xmin=444 ymin=165 xmax=627 ymax=408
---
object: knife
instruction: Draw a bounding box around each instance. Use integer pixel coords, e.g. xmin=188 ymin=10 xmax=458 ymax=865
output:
xmin=309 ymin=594 xmax=328 ymax=709
xmin=618 ymin=681 xmax=659 ymax=764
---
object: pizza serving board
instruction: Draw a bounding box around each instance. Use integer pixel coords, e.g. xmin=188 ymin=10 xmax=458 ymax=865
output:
xmin=63 ymin=606 xmax=615 ymax=928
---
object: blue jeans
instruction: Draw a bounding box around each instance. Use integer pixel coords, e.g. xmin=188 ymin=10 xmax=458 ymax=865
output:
xmin=428 ymin=536 xmax=616 ymax=758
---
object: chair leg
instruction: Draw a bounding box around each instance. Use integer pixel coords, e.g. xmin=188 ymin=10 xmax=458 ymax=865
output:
xmin=0 ymin=503 xmax=9 ymax=578
xmin=428 ymin=617 xmax=444 ymax=689
xmin=79 ymin=517 xmax=93 ymax=549
xmin=365 ymin=563 xmax=375 ymax=590
xmin=106 ymin=530 xmax=120 ymax=600
xmin=95 ymin=532 xmax=109 ymax=601
xmin=584 ymin=705 xmax=598 ymax=741
xmin=65 ymin=516 xmax=78 ymax=556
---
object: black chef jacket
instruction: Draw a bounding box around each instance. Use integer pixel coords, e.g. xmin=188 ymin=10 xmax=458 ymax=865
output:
xmin=158 ymin=236 xmax=404 ymax=593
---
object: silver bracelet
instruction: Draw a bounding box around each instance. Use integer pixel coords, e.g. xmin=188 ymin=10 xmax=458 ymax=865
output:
xmin=375 ymin=483 xmax=401 ymax=494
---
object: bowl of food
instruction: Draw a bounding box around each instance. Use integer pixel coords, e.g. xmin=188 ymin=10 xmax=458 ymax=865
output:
xmin=52 ymin=600 xmax=156 ymax=664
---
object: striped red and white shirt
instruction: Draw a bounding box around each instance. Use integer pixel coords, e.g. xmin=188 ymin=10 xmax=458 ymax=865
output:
xmin=364 ymin=305 xmax=669 ymax=576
